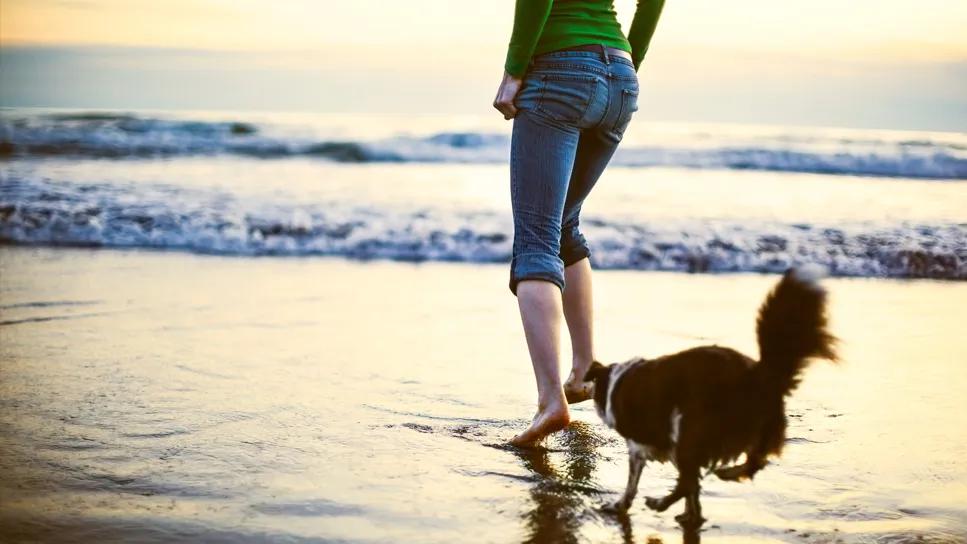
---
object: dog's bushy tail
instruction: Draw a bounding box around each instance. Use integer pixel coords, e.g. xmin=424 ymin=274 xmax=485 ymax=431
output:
xmin=754 ymin=265 xmax=837 ymax=396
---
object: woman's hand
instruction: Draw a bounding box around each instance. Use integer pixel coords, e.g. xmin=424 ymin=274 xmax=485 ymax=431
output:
xmin=493 ymin=71 xmax=524 ymax=120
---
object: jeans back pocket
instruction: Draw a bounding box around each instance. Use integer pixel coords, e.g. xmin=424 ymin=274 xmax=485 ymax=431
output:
xmin=536 ymin=73 xmax=599 ymax=126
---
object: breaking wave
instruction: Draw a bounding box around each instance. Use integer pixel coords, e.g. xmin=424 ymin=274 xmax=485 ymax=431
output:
xmin=2 ymin=112 xmax=965 ymax=179
xmin=1 ymin=176 xmax=963 ymax=279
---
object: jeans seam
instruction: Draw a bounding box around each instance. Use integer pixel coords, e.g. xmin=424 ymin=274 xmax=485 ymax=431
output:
xmin=611 ymin=87 xmax=639 ymax=135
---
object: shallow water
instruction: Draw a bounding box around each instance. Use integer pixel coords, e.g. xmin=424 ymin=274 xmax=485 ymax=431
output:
xmin=1 ymin=246 xmax=965 ymax=543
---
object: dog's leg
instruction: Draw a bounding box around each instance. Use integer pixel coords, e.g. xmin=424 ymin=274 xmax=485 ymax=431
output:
xmin=714 ymin=463 xmax=746 ymax=481
xmin=644 ymin=486 xmax=683 ymax=512
xmin=644 ymin=458 xmax=688 ymax=514
xmin=650 ymin=431 xmax=706 ymax=528
xmin=605 ymin=443 xmax=647 ymax=511
xmin=645 ymin=439 xmax=691 ymax=512
xmin=716 ymin=421 xmax=780 ymax=482
xmin=672 ymin=464 xmax=705 ymax=528
xmin=678 ymin=485 xmax=703 ymax=528
xmin=718 ymin=408 xmax=786 ymax=482
xmin=714 ymin=455 xmax=769 ymax=481
xmin=716 ymin=454 xmax=769 ymax=481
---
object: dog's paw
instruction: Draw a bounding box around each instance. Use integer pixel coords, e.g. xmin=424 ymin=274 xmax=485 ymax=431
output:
xmin=675 ymin=511 xmax=706 ymax=529
xmin=602 ymin=498 xmax=629 ymax=513
xmin=714 ymin=465 xmax=748 ymax=482
xmin=644 ymin=496 xmax=667 ymax=512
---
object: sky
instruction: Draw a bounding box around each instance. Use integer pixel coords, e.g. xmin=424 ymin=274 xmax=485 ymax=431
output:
xmin=1 ymin=0 xmax=966 ymax=131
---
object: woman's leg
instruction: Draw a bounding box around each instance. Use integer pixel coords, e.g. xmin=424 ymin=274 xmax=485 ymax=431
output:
xmin=507 ymin=106 xmax=583 ymax=445
xmin=558 ymin=129 xmax=623 ymax=401
xmin=510 ymin=280 xmax=569 ymax=446
xmin=562 ymin=257 xmax=595 ymax=401
xmin=506 ymin=53 xmax=623 ymax=442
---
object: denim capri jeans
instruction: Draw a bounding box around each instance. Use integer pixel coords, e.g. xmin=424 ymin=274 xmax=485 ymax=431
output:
xmin=508 ymin=45 xmax=640 ymax=295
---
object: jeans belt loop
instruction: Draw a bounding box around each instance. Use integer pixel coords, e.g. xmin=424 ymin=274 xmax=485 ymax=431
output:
xmin=600 ymin=43 xmax=610 ymax=65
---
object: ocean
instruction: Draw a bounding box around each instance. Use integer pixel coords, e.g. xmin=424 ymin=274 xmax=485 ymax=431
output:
xmin=1 ymin=108 xmax=965 ymax=279
xmin=2 ymin=108 xmax=966 ymax=542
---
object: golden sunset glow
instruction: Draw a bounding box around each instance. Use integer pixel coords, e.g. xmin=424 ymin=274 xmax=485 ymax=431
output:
xmin=2 ymin=0 xmax=966 ymax=61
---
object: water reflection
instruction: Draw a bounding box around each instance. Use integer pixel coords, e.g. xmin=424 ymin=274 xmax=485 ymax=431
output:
xmin=513 ymin=421 xmax=701 ymax=544
xmin=513 ymin=421 xmax=599 ymax=543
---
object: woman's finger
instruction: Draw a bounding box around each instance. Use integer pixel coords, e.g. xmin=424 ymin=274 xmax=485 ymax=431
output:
xmin=494 ymin=71 xmax=522 ymax=119
xmin=493 ymin=100 xmax=517 ymax=120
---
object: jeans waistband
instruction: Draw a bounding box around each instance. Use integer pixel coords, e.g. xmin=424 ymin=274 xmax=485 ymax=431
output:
xmin=531 ymin=49 xmax=634 ymax=68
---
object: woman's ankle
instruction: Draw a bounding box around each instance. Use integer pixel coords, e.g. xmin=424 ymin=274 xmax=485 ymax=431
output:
xmin=537 ymin=389 xmax=567 ymax=412
xmin=566 ymin=360 xmax=593 ymax=383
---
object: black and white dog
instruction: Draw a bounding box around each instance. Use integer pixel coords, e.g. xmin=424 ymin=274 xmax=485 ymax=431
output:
xmin=584 ymin=266 xmax=837 ymax=527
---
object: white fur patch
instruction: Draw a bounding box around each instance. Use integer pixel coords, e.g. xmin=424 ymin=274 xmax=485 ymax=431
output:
xmin=791 ymin=263 xmax=828 ymax=288
xmin=603 ymin=358 xmax=639 ymax=429
xmin=669 ymin=407 xmax=683 ymax=444
xmin=627 ymin=439 xmax=655 ymax=462
xmin=668 ymin=407 xmax=683 ymax=467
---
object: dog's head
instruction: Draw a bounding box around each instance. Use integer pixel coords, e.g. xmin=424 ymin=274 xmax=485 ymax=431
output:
xmin=584 ymin=360 xmax=613 ymax=423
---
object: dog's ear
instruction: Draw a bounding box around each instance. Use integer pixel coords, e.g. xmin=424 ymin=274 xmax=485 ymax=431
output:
xmin=584 ymin=360 xmax=608 ymax=382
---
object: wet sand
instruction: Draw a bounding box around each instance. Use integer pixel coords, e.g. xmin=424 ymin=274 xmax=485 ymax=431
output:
xmin=1 ymin=246 xmax=965 ymax=543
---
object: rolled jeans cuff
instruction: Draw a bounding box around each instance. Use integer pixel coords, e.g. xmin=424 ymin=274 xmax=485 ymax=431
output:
xmin=560 ymin=237 xmax=591 ymax=268
xmin=509 ymin=252 xmax=565 ymax=296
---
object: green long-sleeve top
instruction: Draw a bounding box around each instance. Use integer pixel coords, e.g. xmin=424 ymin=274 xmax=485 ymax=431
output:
xmin=504 ymin=0 xmax=665 ymax=77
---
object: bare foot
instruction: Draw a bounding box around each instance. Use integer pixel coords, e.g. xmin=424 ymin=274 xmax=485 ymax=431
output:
xmin=563 ymin=370 xmax=593 ymax=404
xmin=509 ymin=400 xmax=570 ymax=447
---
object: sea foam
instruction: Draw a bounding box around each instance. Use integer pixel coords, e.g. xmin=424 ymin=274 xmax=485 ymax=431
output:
xmin=2 ymin=175 xmax=963 ymax=279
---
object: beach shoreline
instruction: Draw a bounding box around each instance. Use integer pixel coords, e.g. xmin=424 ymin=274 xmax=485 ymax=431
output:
xmin=2 ymin=246 xmax=965 ymax=543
